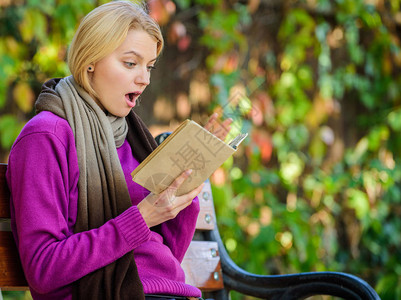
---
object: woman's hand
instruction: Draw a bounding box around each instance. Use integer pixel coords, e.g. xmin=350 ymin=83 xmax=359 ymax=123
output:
xmin=137 ymin=169 xmax=204 ymax=228
xmin=204 ymin=113 xmax=233 ymax=141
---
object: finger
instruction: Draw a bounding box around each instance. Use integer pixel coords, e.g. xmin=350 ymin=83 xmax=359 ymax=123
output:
xmin=195 ymin=182 xmax=206 ymax=195
xmin=174 ymin=182 xmax=205 ymax=210
xmin=218 ymin=118 xmax=233 ymax=139
xmin=186 ymin=182 xmax=205 ymax=201
xmin=220 ymin=118 xmax=233 ymax=132
xmin=204 ymin=113 xmax=218 ymax=131
xmin=222 ymin=117 xmax=233 ymax=127
xmin=214 ymin=120 xmax=232 ymax=140
xmin=166 ymin=169 xmax=193 ymax=193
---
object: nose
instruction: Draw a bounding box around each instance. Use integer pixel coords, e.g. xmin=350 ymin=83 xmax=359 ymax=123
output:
xmin=135 ymin=67 xmax=151 ymax=86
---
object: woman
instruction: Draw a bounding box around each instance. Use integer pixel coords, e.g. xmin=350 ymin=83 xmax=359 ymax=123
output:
xmin=6 ymin=1 xmax=231 ymax=299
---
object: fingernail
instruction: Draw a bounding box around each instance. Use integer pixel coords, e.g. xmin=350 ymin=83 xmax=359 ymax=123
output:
xmin=186 ymin=169 xmax=193 ymax=175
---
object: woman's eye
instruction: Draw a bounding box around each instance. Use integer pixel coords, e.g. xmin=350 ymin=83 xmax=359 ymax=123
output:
xmin=147 ymin=65 xmax=156 ymax=72
xmin=124 ymin=62 xmax=136 ymax=68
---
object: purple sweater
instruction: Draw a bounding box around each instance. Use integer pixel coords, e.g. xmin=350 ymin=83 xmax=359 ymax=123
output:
xmin=6 ymin=111 xmax=201 ymax=299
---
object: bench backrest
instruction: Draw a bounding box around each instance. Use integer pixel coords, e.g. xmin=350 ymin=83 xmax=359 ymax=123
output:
xmin=181 ymin=180 xmax=224 ymax=291
xmin=0 ymin=163 xmax=223 ymax=292
xmin=0 ymin=163 xmax=29 ymax=289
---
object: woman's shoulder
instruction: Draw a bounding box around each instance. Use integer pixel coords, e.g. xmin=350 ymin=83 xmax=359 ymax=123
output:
xmin=25 ymin=111 xmax=69 ymax=130
xmin=22 ymin=111 xmax=71 ymax=134
xmin=14 ymin=111 xmax=74 ymax=148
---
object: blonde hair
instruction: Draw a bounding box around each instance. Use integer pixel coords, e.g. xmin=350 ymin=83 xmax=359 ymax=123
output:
xmin=67 ymin=1 xmax=164 ymax=98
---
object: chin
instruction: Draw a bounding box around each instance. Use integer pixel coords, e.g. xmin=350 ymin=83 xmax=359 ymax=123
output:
xmin=119 ymin=110 xmax=131 ymax=118
xmin=107 ymin=102 xmax=134 ymax=117
xmin=108 ymin=109 xmax=130 ymax=118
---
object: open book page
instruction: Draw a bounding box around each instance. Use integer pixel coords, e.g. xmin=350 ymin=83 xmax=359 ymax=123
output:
xmin=228 ymin=133 xmax=248 ymax=149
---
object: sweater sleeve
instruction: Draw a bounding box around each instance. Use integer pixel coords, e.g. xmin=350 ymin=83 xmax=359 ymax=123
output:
xmin=6 ymin=120 xmax=151 ymax=294
xmin=156 ymin=196 xmax=200 ymax=263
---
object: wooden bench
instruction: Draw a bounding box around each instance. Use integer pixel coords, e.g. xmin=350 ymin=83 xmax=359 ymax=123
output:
xmin=0 ymin=163 xmax=28 ymax=292
xmin=0 ymin=160 xmax=380 ymax=299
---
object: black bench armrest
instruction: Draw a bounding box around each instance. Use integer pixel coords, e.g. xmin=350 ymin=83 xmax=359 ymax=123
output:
xmin=208 ymin=225 xmax=380 ymax=300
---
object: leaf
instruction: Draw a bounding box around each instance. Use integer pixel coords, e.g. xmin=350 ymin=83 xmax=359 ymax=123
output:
xmin=0 ymin=78 xmax=7 ymax=109
xmin=361 ymin=92 xmax=375 ymax=109
xmin=387 ymin=108 xmax=401 ymax=131
xmin=27 ymin=0 xmax=55 ymax=15
xmin=346 ymin=137 xmax=368 ymax=165
xmin=287 ymin=124 xmax=309 ymax=149
xmin=0 ymin=115 xmax=24 ymax=149
xmin=251 ymin=129 xmax=273 ymax=163
xmin=367 ymin=126 xmax=389 ymax=151
xmin=175 ymin=0 xmax=191 ymax=9
xmin=19 ymin=9 xmax=47 ymax=43
xmin=346 ymin=188 xmax=370 ymax=220
xmin=280 ymin=152 xmax=305 ymax=184
xmin=13 ymin=82 xmax=35 ymax=113
xmin=375 ymin=273 xmax=398 ymax=299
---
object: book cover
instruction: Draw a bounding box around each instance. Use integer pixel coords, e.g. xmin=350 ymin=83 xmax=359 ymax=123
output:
xmin=131 ymin=119 xmax=246 ymax=196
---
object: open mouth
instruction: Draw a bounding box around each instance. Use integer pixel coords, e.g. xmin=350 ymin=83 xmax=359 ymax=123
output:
xmin=125 ymin=92 xmax=140 ymax=108
xmin=128 ymin=93 xmax=137 ymax=101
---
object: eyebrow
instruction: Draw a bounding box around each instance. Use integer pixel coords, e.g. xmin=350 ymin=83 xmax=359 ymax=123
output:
xmin=122 ymin=50 xmax=157 ymax=63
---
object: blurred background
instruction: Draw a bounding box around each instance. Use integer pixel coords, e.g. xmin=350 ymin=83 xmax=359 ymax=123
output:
xmin=1 ymin=0 xmax=401 ymax=299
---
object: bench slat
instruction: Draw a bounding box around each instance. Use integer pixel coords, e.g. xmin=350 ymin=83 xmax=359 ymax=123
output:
xmin=195 ymin=181 xmax=215 ymax=231
xmin=0 ymin=164 xmax=10 ymax=219
xmin=0 ymin=163 xmax=28 ymax=289
xmin=0 ymin=231 xmax=28 ymax=288
xmin=181 ymin=241 xmax=223 ymax=291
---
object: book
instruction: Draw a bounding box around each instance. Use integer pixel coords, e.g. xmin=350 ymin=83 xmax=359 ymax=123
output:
xmin=131 ymin=119 xmax=247 ymax=196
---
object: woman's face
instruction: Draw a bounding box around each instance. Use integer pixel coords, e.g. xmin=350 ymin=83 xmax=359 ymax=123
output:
xmin=90 ymin=29 xmax=158 ymax=117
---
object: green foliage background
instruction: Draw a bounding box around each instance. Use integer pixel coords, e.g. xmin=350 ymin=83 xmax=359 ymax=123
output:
xmin=1 ymin=0 xmax=401 ymax=299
